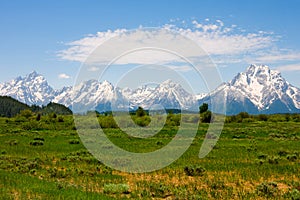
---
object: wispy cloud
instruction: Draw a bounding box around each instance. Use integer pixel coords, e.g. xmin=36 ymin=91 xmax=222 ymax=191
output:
xmin=58 ymin=73 xmax=71 ymax=79
xmin=87 ymin=66 xmax=100 ymax=71
xmin=276 ymin=63 xmax=300 ymax=72
xmin=174 ymin=20 xmax=275 ymax=56
xmin=57 ymin=19 xmax=300 ymax=70
xmin=58 ymin=29 xmax=127 ymax=62
xmin=254 ymin=52 xmax=300 ymax=63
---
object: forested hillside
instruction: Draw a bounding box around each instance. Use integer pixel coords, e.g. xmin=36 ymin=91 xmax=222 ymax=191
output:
xmin=0 ymin=96 xmax=72 ymax=117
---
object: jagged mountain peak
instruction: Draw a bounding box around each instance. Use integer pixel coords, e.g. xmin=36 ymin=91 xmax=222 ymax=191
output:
xmin=27 ymin=70 xmax=39 ymax=77
xmin=200 ymin=64 xmax=300 ymax=114
xmin=0 ymin=71 xmax=55 ymax=105
xmin=160 ymin=79 xmax=180 ymax=88
xmin=246 ymin=64 xmax=271 ymax=74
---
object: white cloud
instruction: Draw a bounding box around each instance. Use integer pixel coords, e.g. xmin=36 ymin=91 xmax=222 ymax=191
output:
xmin=58 ymin=29 xmax=127 ymax=62
xmin=255 ymin=52 xmax=300 ymax=63
xmin=276 ymin=63 xmax=300 ymax=71
xmin=87 ymin=66 xmax=100 ymax=71
xmin=58 ymin=73 xmax=71 ymax=79
xmin=57 ymin=19 xmax=300 ymax=70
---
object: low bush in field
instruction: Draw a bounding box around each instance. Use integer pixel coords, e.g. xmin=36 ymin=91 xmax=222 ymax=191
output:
xmin=134 ymin=116 xmax=151 ymax=127
xmin=29 ymin=141 xmax=44 ymax=146
xmin=30 ymin=139 xmax=44 ymax=146
xmin=256 ymin=182 xmax=278 ymax=197
xmin=148 ymin=183 xmax=171 ymax=198
xmin=0 ymin=150 xmax=6 ymax=154
xmin=103 ymin=183 xmax=130 ymax=194
xmin=287 ymin=154 xmax=298 ymax=162
xmin=60 ymin=150 xmax=101 ymax=164
xmin=68 ymin=139 xmax=80 ymax=144
xmin=0 ymin=156 xmax=42 ymax=173
xmin=257 ymin=153 xmax=268 ymax=160
xmin=48 ymin=167 xmax=68 ymax=178
xmin=5 ymin=139 xmax=18 ymax=146
xmin=184 ymin=165 xmax=206 ymax=176
xmin=33 ymin=137 xmax=44 ymax=141
xmin=285 ymin=189 xmax=300 ymax=200
xmin=268 ymin=156 xmax=279 ymax=164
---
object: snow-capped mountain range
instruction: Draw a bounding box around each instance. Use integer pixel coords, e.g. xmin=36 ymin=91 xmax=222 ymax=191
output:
xmin=199 ymin=64 xmax=300 ymax=114
xmin=0 ymin=64 xmax=300 ymax=114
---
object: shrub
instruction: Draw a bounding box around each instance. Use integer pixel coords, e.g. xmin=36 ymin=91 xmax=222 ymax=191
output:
xmin=256 ymin=159 xmax=265 ymax=165
xmin=149 ymin=183 xmax=171 ymax=198
xmin=184 ymin=165 xmax=206 ymax=176
xmin=36 ymin=113 xmax=41 ymax=121
xmin=210 ymin=180 xmax=226 ymax=190
xmin=201 ymin=111 xmax=213 ymax=123
xmin=49 ymin=167 xmax=67 ymax=178
xmin=268 ymin=156 xmax=279 ymax=164
xmin=166 ymin=114 xmax=180 ymax=126
xmin=242 ymin=118 xmax=255 ymax=123
xmin=257 ymin=153 xmax=268 ymax=160
xmin=103 ymin=183 xmax=130 ymax=194
xmin=19 ymin=109 xmax=34 ymax=119
xmin=34 ymin=137 xmax=44 ymax=141
xmin=30 ymin=140 xmax=44 ymax=146
xmin=256 ymin=182 xmax=278 ymax=197
xmin=49 ymin=112 xmax=57 ymax=118
xmin=285 ymin=189 xmax=300 ymax=200
xmin=21 ymin=121 xmax=40 ymax=130
xmin=232 ymin=134 xmax=247 ymax=139
xmin=278 ymin=150 xmax=289 ymax=156
xmin=98 ymin=116 xmax=118 ymax=128
xmin=134 ymin=116 xmax=151 ymax=127
xmin=0 ymin=150 xmax=7 ymax=154
xmin=287 ymin=154 xmax=298 ymax=162
xmin=5 ymin=139 xmax=18 ymax=146
xmin=257 ymin=114 xmax=268 ymax=121
xmin=199 ymin=103 xmax=208 ymax=114
xmin=136 ymin=106 xmax=146 ymax=117
xmin=68 ymin=139 xmax=80 ymax=144
xmin=237 ymin=112 xmax=250 ymax=119
xmin=58 ymin=116 xmax=64 ymax=122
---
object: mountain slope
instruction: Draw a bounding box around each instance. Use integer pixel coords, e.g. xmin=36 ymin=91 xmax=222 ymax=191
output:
xmin=199 ymin=64 xmax=300 ymax=114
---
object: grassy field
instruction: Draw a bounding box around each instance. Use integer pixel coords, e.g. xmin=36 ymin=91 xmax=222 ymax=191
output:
xmin=0 ymin=115 xmax=300 ymax=199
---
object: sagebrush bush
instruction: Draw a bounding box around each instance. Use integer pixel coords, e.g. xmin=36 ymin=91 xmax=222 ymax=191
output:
xmin=30 ymin=140 xmax=44 ymax=146
xmin=287 ymin=154 xmax=298 ymax=162
xmin=284 ymin=189 xmax=300 ymax=200
xmin=5 ymin=139 xmax=18 ymax=146
xmin=68 ymin=139 xmax=80 ymax=144
xmin=149 ymin=183 xmax=171 ymax=198
xmin=256 ymin=182 xmax=278 ymax=197
xmin=103 ymin=183 xmax=129 ymax=194
xmin=184 ymin=165 xmax=206 ymax=176
xmin=268 ymin=156 xmax=279 ymax=164
xmin=33 ymin=137 xmax=44 ymax=141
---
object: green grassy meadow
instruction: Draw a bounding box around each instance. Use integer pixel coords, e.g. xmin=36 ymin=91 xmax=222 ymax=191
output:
xmin=0 ymin=114 xmax=299 ymax=199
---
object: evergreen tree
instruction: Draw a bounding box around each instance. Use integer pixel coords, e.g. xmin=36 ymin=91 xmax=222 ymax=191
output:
xmin=199 ymin=103 xmax=209 ymax=114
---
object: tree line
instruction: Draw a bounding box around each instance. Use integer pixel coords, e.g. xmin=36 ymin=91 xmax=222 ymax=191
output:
xmin=0 ymin=96 xmax=72 ymax=117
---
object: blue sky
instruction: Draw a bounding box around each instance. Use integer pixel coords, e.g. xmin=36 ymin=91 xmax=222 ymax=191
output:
xmin=1 ymin=0 xmax=300 ymax=93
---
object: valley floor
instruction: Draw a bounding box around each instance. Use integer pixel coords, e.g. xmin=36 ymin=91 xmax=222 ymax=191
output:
xmin=0 ymin=117 xmax=299 ymax=199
